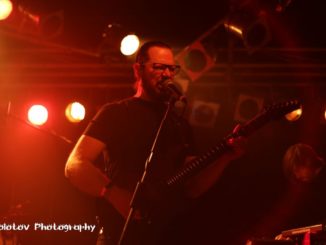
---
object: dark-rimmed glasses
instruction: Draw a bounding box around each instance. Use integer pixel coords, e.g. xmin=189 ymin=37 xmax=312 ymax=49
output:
xmin=142 ymin=63 xmax=181 ymax=75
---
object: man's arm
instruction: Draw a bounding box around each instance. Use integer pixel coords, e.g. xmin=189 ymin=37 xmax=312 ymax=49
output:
xmin=65 ymin=135 xmax=110 ymax=196
xmin=65 ymin=135 xmax=133 ymax=218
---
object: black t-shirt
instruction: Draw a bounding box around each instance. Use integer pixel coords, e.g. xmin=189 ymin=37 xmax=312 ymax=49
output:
xmin=84 ymin=97 xmax=194 ymax=244
xmin=84 ymin=97 xmax=194 ymax=191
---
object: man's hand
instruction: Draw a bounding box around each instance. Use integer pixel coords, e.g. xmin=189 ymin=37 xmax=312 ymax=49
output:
xmin=225 ymin=124 xmax=247 ymax=161
xmin=103 ymin=185 xmax=142 ymax=220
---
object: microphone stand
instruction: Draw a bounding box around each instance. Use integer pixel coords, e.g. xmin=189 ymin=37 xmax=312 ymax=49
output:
xmin=118 ymin=97 xmax=176 ymax=245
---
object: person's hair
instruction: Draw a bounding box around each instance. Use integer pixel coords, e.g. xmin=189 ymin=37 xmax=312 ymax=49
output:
xmin=283 ymin=143 xmax=325 ymax=180
xmin=135 ymin=41 xmax=172 ymax=64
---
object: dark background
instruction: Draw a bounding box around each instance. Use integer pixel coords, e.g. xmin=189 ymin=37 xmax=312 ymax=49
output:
xmin=8 ymin=0 xmax=326 ymax=48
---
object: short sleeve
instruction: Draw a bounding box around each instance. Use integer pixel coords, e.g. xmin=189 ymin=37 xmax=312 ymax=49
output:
xmin=83 ymin=103 xmax=126 ymax=146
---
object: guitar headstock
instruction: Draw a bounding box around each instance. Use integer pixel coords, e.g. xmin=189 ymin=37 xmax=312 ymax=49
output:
xmin=232 ymin=100 xmax=302 ymax=138
xmin=263 ymin=100 xmax=302 ymax=120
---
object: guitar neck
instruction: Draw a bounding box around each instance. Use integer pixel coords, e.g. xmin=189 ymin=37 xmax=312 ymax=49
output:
xmin=165 ymin=100 xmax=301 ymax=188
xmin=166 ymin=138 xmax=230 ymax=187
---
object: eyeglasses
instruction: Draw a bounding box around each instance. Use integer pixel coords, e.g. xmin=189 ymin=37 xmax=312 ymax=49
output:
xmin=142 ymin=62 xmax=181 ymax=75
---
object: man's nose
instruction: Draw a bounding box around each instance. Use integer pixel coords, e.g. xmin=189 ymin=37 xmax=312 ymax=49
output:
xmin=162 ymin=67 xmax=173 ymax=78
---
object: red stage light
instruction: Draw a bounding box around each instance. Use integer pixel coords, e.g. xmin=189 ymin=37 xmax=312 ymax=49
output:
xmin=65 ymin=102 xmax=85 ymax=123
xmin=27 ymin=105 xmax=48 ymax=126
xmin=0 ymin=0 xmax=13 ymax=21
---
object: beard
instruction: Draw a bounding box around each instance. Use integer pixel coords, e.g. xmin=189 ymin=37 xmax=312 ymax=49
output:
xmin=142 ymin=77 xmax=170 ymax=102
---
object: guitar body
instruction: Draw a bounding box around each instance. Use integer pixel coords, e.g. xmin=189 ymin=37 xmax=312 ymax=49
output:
xmin=98 ymin=186 xmax=190 ymax=245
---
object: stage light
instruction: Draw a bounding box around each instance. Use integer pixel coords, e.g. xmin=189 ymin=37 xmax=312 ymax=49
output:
xmin=28 ymin=105 xmax=48 ymax=126
xmin=98 ymin=23 xmax=139 ymax=62
xmin=189 ymin=100 xmax=220 ymax=128
xmin=176 ymin=41 xmax=215 ymax=81
xmin=120 ymin=34 xmax=140 ymax=56
xmin=176 ymin=20 xmax=226 ymax=81
xmin=285 ymin=107 xmax=302 ymax=122
xmin=39 ymin=10 xmax=64 ymax=39
xmin=224 ymin=11 xmax=270 ymax=53
xmin=1 ymin=4 xmax=63 ymax=39
xmin=65 ymin=102 xmax=85 ymax=123
xmin=0 ymin=0 xmax=13 ymax=21
xmin=234 ymin=94 xmax=264 ymax=123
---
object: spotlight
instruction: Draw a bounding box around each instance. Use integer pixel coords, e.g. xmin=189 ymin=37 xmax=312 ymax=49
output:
xmin=65 ymin=102 xmax=85 ymax=123
xmin=224 ymin=11 xmax=270 ymax=53
xmin=27 ymin=105 xmax=48 ymax=126
xmin=176 ymin=20 xmax=225 ymax=81
xmin=98 ymin=23 xmax=139 ymax=61
xmin=120 ymin=34 xmax=140 ymax=56
xmin=176 ymin=41 xmax=215 ymax=81
xmin=0 ymin=0 xmax=13 ymax=21
xmin=189 ymin=100 xmax=220 ymax=128
xmin=234 ymin=94 xmax=264 ymax=122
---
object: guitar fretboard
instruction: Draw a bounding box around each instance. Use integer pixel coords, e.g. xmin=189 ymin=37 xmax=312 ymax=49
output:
xmin=165 ymin=100 xmax=301 ymax=188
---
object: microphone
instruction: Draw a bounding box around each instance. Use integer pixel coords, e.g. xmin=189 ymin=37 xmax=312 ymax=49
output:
xmin=161 ymin=80 xmax=187 ymax=103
